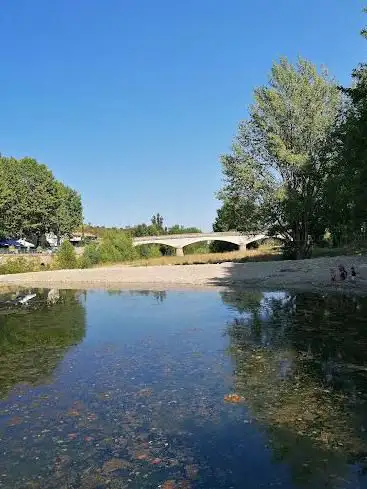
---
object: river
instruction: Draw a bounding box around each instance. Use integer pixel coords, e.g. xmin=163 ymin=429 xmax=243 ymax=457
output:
xmin=0 ymin=288 xmax=367 ymax=488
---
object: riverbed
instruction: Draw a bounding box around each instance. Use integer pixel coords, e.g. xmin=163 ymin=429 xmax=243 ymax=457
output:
xmin=1 ymin=288 xmax=367 ymax=488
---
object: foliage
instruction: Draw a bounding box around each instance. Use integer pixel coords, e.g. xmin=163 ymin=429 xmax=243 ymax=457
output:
xmin=0 ymin=156 xmax=82 ymax=246
xmin=137 ymin=244 xmax=162 ymax=259
xmin=81 ymin=215 xmax=207 ymax=257
xmin=213 ymin=200 xmax=241 ymax=233
xmin=168 ymin=224 xmax=200 ymax=234
xmin=78 ymin=243 xmax=101 ymax=268
xmin=56 ymin=240 xmax=78 ymax=269
xmin=0 ymin=157 xmax=56 ymax=241
xmin=0 ymin=257 xmax=46 ymax=275
xmin=184 ymin=242 xmax=210 ymax=254
xmin=52 ymin=182 xmax=83 ymax=243
xmin=216 ymin=58 xmax=342 ymax=258
xmin=322 ymin=13 xmax=367 ymax=241
xmin=125 ymin=216 xmax=204 ymax=257
xmin=77 ymin=231 xmax=137 ymax=267
xmin=151 ymin=212 xmax=165 ymax=231
xmin=98 ymin=230 xmax=137 ymax=263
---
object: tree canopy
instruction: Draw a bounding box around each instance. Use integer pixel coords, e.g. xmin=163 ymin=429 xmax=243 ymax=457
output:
xmin=322 ymin=15 xmax=367 ymax=242
xmin=216 ymin=58 xmax=342 ymax=258
xmin=0 ymin=156 xmax=82 ymax=245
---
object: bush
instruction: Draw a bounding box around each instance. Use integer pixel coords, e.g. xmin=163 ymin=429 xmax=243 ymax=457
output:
xmin=56 ymin=240 xmax=78 ymax=269
xmin=0 ymin=257 xmax=44 ymax=274
xmin=99 ymin=230 xmax=137 ymax=263
xmin=185 ymin=243 xmax=210 ymax=254
xmin=137 ymin=244 xmax=161 ymax=259
xmin=79 ymin=243 xmax=101 ymax=268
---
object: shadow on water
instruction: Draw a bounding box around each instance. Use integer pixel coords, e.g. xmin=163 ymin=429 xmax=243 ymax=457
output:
xmin=0 ymin=289 xmax=86 ymax=399
xmin=220 ymin=287 xmax=367 ymax=488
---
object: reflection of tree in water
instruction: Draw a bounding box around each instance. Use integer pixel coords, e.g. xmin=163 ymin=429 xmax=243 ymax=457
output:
xmin=106 ymin=289 xmax=167 ymax=303
xmin=223 ymin=289 xmax=367 ymax=487
xmin=129 ymin=290 xmax=167 ymax=303
xmin=0 ymin=289 xmax=86 ymax=398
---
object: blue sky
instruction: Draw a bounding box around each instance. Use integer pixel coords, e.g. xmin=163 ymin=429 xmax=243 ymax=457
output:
xmin=0 ymin=1 xmax=365 ymax=231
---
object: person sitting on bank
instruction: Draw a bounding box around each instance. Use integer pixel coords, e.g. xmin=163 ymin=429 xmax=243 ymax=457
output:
xmin=351 ymin=266 xmax=356 ymax=281
xmin=339 ymin=264 xmax=348 ymax=281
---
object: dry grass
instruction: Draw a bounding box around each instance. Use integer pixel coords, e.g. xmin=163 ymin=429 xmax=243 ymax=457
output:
xmin=126 ymin=245 xmax=281 ymax=267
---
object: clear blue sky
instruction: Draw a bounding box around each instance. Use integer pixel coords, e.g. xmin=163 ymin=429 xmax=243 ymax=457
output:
xmin=0 ymin=1 xmax=365 ymax=231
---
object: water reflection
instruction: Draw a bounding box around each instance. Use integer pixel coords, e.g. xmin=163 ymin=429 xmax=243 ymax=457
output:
xmin=0 ymin=288 xmax=367 ymax=488
xmin=0 ymin=289 xmax=86 ymax=398
xmin=224 ymin=289 xmax=367 ymax=487
xmin=106 ymin=289 xmax=167 ymax=303
xmin=129 ymin=290 xmax=167 ymax=303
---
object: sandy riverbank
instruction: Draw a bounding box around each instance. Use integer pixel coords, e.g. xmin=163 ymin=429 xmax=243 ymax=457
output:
xmin=1 ymin=255 xmax=367 ymax=294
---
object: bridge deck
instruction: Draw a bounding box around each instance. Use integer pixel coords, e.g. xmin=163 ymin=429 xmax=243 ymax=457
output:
xmin=133 ymin=231 xmax=262 ymax=242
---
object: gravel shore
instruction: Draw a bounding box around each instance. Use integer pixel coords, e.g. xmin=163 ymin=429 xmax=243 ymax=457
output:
xmin=1 ymin=255 xmax=367 ymax=294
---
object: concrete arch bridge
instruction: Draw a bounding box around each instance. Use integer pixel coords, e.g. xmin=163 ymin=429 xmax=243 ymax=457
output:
xmin=132 ymin=232 xmax=272 ymax=256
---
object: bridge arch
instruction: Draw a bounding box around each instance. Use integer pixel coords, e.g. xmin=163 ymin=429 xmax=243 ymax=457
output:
xmin=181 ymin=236 xmax=247 ymax=253
xmin=133 ymin=241 xmax=179 ymax=255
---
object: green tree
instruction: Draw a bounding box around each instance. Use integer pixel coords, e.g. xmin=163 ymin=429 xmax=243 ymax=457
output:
xmin=0 ymin=157 xmax=57 ymax=243
xmin=0 ymin=155 xmax=82 ymax=246
xmin=323 ymin=11 xmax=367 ymax=242
xmin=52 ymin=182 xmax=83 ymax=244
xmin=151 ymin=213 xmax=165 ymax=233
xmin=217 ymin=58 xmax=342 ymax=258
xmin=168 ymin=224 xmax=200 ymax=234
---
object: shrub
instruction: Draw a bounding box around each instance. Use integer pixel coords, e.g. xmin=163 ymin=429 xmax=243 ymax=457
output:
xmin=0 ymin=257 xmax=44 ymax=274
xmin=79 ymin=243 xmax=101 ymax=268
xmin=137 ymin=244 xmax=161 ymax=259
xmin=56 ymin=240 xmax=78 ymax=269
xmin=99 ymin=230 xmax=137 ymax=263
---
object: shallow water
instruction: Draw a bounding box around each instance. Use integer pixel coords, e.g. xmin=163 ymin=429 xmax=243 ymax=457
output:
xmin=1 ymin=288 xmax=367 ymax=488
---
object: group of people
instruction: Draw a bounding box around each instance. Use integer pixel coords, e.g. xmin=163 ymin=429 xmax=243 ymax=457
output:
xmin=330 ymin=265 xmax=356 ymax=282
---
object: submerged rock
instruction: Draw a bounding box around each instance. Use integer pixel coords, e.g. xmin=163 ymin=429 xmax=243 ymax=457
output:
xmin=102 ymin=457 xmax=131 ymax=474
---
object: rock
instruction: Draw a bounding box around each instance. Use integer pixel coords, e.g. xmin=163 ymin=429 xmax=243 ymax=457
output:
xmin=161 ymin=481 xmax=177 ymax=489
xmin=80 ymin=473 xmax=106 ymax=489
xmin=223 ymin=393 xmax=243 ymax=404
xmin=102 ymin=458 xmax=131 ymax=474
xmin=185 ymin=464 xmax=199 ymax=480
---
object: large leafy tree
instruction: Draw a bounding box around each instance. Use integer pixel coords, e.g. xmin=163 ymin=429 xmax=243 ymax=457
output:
xmin=213 ymin=199 xmax=249 ymax=232
xmin=217 ymin=58 xmax=342 ymax=258
xmin=0 ymin=157 xmax=57 ymax=240
xmin=324 ymin=12 xmax=367 ymax=241
xmin=0 ymin=155 xmax=82 ymax=245
xmin=52 ymin=182 xmax=83 ymax=243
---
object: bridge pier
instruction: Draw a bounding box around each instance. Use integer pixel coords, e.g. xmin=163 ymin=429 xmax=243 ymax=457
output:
xmin=176 ymin=247 xmax=184 ymax=256
xmin=239 ymin=244 xmax=247 ymax=251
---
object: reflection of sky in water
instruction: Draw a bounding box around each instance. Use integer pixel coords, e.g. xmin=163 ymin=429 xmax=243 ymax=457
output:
xmin=1 ymin=289 xmax=367 ymax=489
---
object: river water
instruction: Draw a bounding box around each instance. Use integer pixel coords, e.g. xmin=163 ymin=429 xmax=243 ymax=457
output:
xmin=0 ymin=288 xmax=367 ymax=489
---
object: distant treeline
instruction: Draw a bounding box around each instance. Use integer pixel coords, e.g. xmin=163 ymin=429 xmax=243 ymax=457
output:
xmin=82 ymin=213 xmax=200 ymax=238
